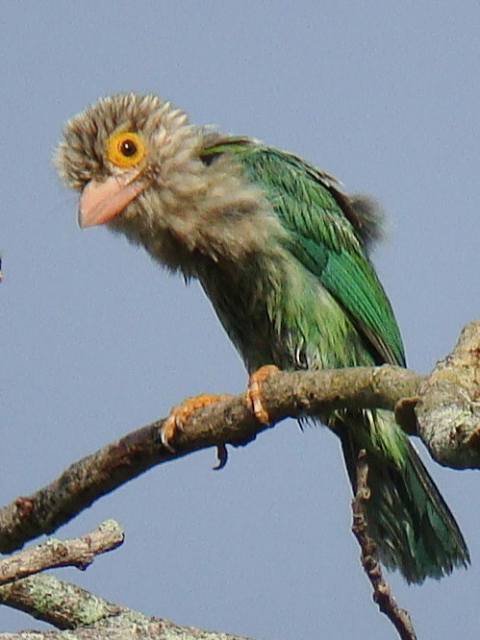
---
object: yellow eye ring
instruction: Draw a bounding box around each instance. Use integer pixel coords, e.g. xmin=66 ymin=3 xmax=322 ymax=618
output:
xmin=106 ymin=131 xmax=146 ymax=169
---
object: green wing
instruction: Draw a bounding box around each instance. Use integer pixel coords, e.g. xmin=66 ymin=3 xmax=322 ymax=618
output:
xmin=201 ymin=138 xmax=405 ymax=367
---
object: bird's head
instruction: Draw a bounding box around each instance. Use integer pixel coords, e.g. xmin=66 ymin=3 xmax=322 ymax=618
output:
xmin=57 ymin=93 xmax=276 ymax=272
xmin=56 ymin=93 xmax=204 ymax=233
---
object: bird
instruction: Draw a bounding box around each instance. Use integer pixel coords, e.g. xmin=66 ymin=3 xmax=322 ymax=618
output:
xmin=56 ymin=92 xmax=469 ymax=584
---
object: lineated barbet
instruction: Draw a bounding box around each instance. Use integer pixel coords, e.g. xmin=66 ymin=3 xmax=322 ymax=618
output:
xmin=56 ymin=93 xmax=469 ymax=584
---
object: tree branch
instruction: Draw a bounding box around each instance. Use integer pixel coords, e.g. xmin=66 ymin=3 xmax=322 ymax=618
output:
xmin=0 ymin=573 xmax=124 ymax=630
xmin=415 ymin=321 xmax=480 ymax=468
xmin=0 ymin=573 xmax=251 ymax=639
xmin=0 ymin=520 xmax=124 ymax=587
xmin=0 ymin=321 xmax=478 ymax=556
xmin=0 ymin=364 xmax=420 ymax=554
xmin=1 ymin=322 xmax=479 ymax=639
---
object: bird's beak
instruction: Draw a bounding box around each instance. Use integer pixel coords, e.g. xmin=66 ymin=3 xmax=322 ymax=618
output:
xmin=78 ymin=170 xmax=146 ymax=228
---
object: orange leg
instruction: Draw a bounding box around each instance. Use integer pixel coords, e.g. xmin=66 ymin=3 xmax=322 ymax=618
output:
xmin=247 ymin=365 xmax=281 ymax=424
xmin=161 ymin=394 xmax=229 ymax=451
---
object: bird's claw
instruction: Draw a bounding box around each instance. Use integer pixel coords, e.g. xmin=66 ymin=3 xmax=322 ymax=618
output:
xmin=160 ymin=414 xmax=183 ymax=452
xmin=247 ymin=365 xmax=280 ymax=424
xmin=213 ymin=443 xmax=229 ymax=470
xmin=160 ymin=393 xmax=228 ymax=452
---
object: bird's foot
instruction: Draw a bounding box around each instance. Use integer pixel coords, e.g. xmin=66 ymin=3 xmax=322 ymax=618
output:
xmin=247 ymin=365 xmax=280 ymax=424
xmin=161 ymin=394 xmax=229 ymax=452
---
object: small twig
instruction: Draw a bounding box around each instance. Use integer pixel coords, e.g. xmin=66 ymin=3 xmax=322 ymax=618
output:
xmin=0 ymin=520 xmax=124 ymax=586
xmin=351 ymin=450 xmax=417 ymax=640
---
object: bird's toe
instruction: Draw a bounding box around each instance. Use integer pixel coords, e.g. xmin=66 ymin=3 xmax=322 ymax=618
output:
xmin=247 ymin=365 xmax=281 ymax=424
xmin=161 ymin=393 xmax=229 ymax=451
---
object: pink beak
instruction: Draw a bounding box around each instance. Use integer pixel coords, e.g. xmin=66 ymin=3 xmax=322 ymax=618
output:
xmin=78 ymin=171 xmax=146 ymax=228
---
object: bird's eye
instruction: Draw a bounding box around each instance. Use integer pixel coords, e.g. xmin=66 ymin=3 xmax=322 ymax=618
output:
xmin=106 ymin=131 xmax=146 ymax=169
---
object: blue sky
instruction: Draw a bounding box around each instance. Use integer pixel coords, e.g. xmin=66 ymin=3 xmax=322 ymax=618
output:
xmin=1 ymin=2 xmax=479 ymax=638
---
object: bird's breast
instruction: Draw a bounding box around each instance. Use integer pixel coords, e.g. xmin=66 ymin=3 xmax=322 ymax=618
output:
xmin=197 ymin=249 xmax=373 ymax=374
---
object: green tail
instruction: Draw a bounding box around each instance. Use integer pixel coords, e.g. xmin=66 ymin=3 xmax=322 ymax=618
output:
xmin=338 ymin=410 xmax=470 ymax=584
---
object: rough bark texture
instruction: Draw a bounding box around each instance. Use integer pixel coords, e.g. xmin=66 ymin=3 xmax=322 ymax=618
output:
xmin=0 ymin=574 xmax=250 ymax=640
xmin=415 ymin=321 xmax=480 ymax=468
xmin=0 ymin=625 xmax=247 ymax=640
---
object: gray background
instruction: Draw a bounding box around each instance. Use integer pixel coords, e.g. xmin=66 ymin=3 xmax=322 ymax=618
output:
xmin=1 ymin=2 xmax=479 ymax=638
